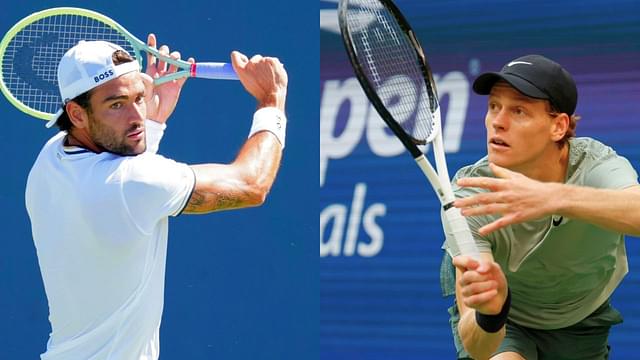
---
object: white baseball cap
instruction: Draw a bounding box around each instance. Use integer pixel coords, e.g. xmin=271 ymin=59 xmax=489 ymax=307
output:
xmin=48 ymin=40 xmax=141 ymax=128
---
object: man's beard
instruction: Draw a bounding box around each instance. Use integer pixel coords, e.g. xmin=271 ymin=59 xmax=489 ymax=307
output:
xmin=87 ymin=115 xmax=146 ymax=156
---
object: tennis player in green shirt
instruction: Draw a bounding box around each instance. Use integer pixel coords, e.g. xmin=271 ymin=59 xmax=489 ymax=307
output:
xmin=442 ymin=55 xmax=640 ymax=359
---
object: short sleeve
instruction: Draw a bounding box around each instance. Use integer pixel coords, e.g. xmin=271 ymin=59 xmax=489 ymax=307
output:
xmin=120 ymin=153 xmax=195 ymax=234
xmin=584 ymin=154 xmax=639 ymax=190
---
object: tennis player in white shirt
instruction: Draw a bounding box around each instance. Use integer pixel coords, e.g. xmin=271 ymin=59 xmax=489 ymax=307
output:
xmin=25 ymin=34 xmax=287 ymax=360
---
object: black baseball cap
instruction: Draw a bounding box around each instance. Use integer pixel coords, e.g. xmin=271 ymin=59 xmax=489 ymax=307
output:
xmin=473 ymin=55 xmax=578 ymax=115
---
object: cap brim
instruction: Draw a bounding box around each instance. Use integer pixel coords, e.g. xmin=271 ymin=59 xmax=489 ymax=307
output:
xmin=473 ymin=72 xmax=548 ymax=100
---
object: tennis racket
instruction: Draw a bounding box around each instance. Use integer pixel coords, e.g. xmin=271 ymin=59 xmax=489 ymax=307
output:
xmin=338 ymin=0 xmax=480 ymax=259
xmin=0 ymin=7 xmax=238 ymax=121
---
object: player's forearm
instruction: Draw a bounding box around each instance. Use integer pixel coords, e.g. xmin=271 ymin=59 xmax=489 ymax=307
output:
xmin=232 ymin=130 xmax=283 ymax=202
xmin=458 ymin=308 xmax=505 ymax=360
xmin=184 ymin=132 xmax=282 ymax=214
xmin=555 ymin=184 xmax=640 ymax=236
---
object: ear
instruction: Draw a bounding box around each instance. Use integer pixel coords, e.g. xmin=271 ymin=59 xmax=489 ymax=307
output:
xmin=66 ymin=101 xmax=90 ymax=129
xmin=550 ymin=113 xmax=569 ymax=142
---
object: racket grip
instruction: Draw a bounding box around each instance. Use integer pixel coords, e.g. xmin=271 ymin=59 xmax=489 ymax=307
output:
xmin=190 ymin=62 xmax=238 ymax=80
xmin=444 ymin=206 xmax=481 ymax=260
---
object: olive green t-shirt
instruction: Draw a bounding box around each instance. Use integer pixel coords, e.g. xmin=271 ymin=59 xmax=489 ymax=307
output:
xmin=443 ymin=137 xmax=638 ymax=329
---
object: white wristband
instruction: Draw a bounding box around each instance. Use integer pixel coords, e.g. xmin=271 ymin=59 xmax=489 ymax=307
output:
xmin=248 ymin=107 xmax=287 ymax=149
xmin=144 ymin=119 xmax=166 ymax=154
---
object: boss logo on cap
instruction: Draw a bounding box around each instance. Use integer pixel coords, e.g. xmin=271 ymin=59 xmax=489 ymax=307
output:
xmin=94 ymin=69 xmax=115 ymax=83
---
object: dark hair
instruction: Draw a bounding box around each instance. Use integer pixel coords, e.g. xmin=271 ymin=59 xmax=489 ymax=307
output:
xmin=56 ymin=50 xmax=136 ymax=131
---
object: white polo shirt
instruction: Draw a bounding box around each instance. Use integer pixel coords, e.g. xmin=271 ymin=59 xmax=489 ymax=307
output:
xmin=26 ymin=120 xmax=195 ymax=359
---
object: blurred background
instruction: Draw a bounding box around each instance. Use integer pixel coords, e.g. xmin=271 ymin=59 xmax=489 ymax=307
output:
xmin=0 ymin=1 xmax=318 ymax=359
xmin=320 ymin=0 xmax=639 ymax=358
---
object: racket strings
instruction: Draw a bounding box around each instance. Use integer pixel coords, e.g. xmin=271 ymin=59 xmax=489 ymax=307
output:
xmin=345 ymin=0 xmax=437 ymax=143
xmin=2 ymin=14 xmax=136 ymax=115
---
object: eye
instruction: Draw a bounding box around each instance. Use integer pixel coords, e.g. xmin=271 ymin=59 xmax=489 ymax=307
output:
xmin=488 ymin=102 xmax=499 ymax=112
xmin=110 ymin=102 xmax=123 ymax=110
xmin=135 ymin=94 xmax=145 ymax=104
xmin=513 ymin=107 xmax=526 ymax=116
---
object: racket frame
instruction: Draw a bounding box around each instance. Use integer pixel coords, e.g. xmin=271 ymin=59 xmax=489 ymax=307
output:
xmin=338 ymin=0 xmax=453 ymax=202
xmin=0 ymin=7 xmax=234 ymax=120
xmin=338 ymin=0 xmax=480 ymax=259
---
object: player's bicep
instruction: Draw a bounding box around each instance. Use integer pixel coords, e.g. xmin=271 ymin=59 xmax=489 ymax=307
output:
xmin=182 ymin=164 xmax=263 ymax=214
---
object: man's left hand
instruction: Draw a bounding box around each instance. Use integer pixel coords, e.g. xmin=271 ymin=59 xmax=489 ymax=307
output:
xmin=454 ymin=163 xmax=560 ymax=235
xmin=143 ymin=33 xmax=194 ymax=124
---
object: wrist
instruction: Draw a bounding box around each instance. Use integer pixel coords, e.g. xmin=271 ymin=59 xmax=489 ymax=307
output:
xmin=144 ymin=119 xmax=166 ymax=154
xmin=248 ymin=107 xmax=287 ymax=148
xmin=147 ymin=118 xmax=166 ymax=125
xmin=475 ymin=288 xmax=511 ymax=333
xmin=553 ymin=183 xmax=572 ymax=216
xmin=257 ymin=90 xmax=286 ymax=112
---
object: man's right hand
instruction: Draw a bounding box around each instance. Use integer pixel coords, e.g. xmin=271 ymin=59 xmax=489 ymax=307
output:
xmin=453 ymin=255 xmax=509 ymax=316
xmin=230 ymin=51 xmax=288 ymax=112
xmin=453 ymin=253 xmax=509 ymax=358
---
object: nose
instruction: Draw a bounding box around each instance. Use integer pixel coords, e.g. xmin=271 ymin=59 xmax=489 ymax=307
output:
xmin=128 ymin=101 xmax=145 ymax=124
xmin=488 ymin=108 xmax=509 ymax=132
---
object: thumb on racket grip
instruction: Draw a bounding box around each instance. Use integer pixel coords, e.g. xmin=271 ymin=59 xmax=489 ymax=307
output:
xmin=231 ymin=51 xmax=249 ymax=70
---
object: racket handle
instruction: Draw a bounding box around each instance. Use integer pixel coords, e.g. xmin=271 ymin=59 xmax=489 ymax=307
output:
xmin=190 ymin=62 xmax=238 ymax=80
xmin=444 ymin=206 xmax=481 ymax=261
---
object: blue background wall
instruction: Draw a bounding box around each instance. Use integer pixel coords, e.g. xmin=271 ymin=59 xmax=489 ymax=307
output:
xmin=320 ymin=0 xmax=639 ymax=358
xmin=0 ymin=1 xmax=318 ymax=359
